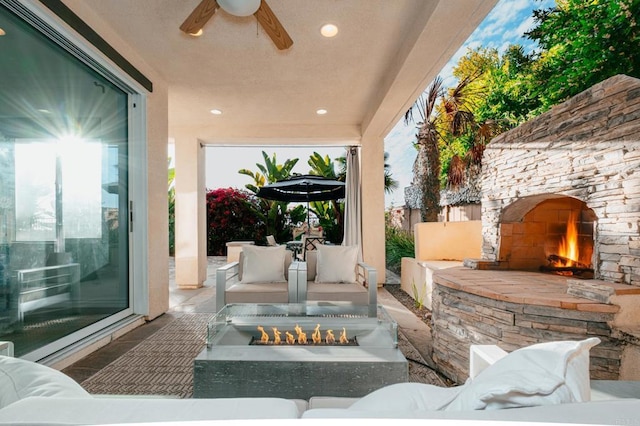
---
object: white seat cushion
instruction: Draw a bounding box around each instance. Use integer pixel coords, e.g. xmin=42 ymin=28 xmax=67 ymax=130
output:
xmin=0 ymin=396 xmax=301 ymax=423
xmin=226 ymin=282 xmax=290 ymax=304
xmin=307 ymin=282 xmax=367 ymax=304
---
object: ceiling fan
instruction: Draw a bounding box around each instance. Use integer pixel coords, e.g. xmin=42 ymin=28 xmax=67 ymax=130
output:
xmin=180 ymin=0 xmax=293 ymax=50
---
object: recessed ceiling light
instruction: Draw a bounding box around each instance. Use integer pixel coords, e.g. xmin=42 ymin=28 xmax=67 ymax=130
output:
xmin=210 ymin=109 xmax=222 ymax=115
xmin=320 ymin=24 xmax=338 ymax=38
xmin=190 ymin=29 xmax=203 ymax=37
xmin=316 ymin=109 xmax=328 ymax=115
xmin=0 ymin=28 xmax=6 ymax=36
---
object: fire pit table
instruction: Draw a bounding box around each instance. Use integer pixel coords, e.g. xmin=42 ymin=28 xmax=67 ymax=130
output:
xmin=193 ymin=302 xmax=408 ymax=399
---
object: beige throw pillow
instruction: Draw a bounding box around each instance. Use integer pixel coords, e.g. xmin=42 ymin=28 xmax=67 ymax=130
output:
xmin=241 ymin=245 xmax=287 ymax=283
xmin=315 ymin=245 xmax=358 ymax=283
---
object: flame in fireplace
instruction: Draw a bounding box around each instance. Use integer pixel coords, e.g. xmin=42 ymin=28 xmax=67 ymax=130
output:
xmin=557 ymin=211 xmax=579 ymax=266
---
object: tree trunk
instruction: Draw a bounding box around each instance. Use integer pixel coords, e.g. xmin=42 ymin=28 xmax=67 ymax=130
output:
xmin=415 ymin=131 xmax=441 ymax=222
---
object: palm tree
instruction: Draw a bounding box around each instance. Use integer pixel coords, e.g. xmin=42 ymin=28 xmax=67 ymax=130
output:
xmin=335 ymin=151 xmax=398 ymax=194
xmin=308 ymin=151 xmax=343 ymax=242
xmin=239 ymin=151 xmax=305 ymax=242
xmin=404 ymin=76 xmax=444 ymax=222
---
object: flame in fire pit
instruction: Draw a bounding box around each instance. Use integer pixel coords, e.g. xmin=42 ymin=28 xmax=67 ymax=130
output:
xmin=326 ymin=330 xmax=335 ymax=344
xmin=285 ymin=331 xmax=295 ymax=344
xmin=272 ymin=327 xmax=282 ymax=344
xmin=312 ymin=324 xmax=322 ymax=344
xmin=253 ymin=324 xmax=356 ymax=346
xmin=295 ymin=324 xmax=307 ymax=344
xmin=257 ymin=326 xmax=269 ymax=343
xmin=340 ymin=327 xmax=348 ymax=344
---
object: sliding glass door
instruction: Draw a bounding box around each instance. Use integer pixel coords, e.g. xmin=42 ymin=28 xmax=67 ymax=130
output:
xmin=0 ymin=4 xmax=131 ymax=357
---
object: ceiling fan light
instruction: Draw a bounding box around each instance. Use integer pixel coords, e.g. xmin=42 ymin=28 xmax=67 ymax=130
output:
xmin=320 ymin=24 xmax=338 ymax=38
xmin=217 ymin=0 xmax=261 ymax=17
xmin=189 ymin=29 xmax=203 ymax=37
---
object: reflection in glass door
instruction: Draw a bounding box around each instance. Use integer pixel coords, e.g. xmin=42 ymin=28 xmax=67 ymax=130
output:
xmin=0 ymin=4 xmax=130 ymax=357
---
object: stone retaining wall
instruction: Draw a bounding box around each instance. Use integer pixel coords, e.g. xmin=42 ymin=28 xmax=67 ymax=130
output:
xmin=431 ymin=283 xmax=622 ymax=383
xmin=480 ymin=74 xmax=640 ymax=285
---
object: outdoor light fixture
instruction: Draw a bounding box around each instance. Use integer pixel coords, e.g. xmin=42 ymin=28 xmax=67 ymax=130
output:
xmin=218 ymin=0 xmax=261 ymax=16
xmin=316 ymin=109 xmax=328 ymax=115
xmin=320 ymin=24 xmax=338 ymax=38
xmin=210 ymin=109 xmax=222 ymax=115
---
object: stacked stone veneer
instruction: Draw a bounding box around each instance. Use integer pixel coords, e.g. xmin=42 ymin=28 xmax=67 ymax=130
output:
xmin=431 ymin=284 xmax=621 ymax=384
xmin=481 ymin=75 xmax=640 ymax=285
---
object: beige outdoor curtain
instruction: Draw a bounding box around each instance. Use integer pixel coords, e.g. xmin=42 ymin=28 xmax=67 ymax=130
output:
xmin=343 ymin=146 xmax=363 ymax=260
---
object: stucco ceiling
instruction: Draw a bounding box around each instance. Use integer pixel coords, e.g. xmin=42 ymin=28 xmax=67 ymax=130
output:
xmin=64 ymin=0 xmax=498 ymax=145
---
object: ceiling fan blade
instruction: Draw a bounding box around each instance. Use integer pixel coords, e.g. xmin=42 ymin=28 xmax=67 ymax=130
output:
xmin=180 ymin=0 xmax=219 ymax=35
xmin=254 ymin=0 xmax=293 ymax=50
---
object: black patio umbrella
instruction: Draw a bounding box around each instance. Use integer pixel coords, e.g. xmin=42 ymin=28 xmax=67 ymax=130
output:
xmin=256 ymin=174 xmax=345 ymax=226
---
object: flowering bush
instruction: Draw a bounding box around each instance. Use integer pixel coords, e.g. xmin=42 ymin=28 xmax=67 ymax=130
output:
xmin=206 ymin=188 xmax=265 ymax=255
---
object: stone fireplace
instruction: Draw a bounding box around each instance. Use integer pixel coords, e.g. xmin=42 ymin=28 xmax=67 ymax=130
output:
xmin=480 ymin=74 xmax=640 ymax=285
xmin=429 ymin=75 xmax=640 ymax=383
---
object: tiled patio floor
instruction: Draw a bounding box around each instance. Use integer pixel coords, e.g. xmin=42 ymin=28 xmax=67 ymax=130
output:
xmin=63 ymin=257 xmax=437 ymax=390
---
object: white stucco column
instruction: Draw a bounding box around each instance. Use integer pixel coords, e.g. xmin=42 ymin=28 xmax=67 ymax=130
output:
xmin=174 ymin=135 xmax=207 ymax=288
xmin=360 ymin=136 xmax=386 ymax=284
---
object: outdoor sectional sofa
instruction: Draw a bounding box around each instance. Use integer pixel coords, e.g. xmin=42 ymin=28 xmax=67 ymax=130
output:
xmin=1 ymin=338 xmax=640 ymax=425
xmin=216 ymin=244 xmax=377 ymax=312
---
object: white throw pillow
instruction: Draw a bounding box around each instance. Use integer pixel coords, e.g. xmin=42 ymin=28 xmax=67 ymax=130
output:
xmin=315 ymin=245 xmax=358 ymax=283
xmin=0 ymin=355 xmax=91 ymax=409
xmin=241 ymin=245 xmax=287 ymax=283
xmin=445 ymin=337 xmax=601 ymax=411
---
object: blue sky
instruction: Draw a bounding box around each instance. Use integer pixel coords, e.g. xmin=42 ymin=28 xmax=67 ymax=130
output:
xmin=202 ymin=0 xmax=555 ymax=203
xmin=384 ymin=0 xmax=555 ymax=207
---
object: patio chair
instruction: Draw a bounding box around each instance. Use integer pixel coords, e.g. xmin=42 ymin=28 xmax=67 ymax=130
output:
xmin=301 ymin=235 xmax=325 ymax=260
xmin=296 ymin=245 xmax=377 ymax=312
xmin=215 ymin=245 xmax=298 ymax=312
xmin=266 ymin=235 xmax=278 ymax=246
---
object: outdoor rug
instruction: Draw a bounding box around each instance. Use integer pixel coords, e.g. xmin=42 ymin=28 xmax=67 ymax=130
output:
xmin=80 ymin=313 xmax=447 ymax=398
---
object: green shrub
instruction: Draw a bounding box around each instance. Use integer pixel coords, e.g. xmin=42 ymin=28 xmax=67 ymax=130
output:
xmin=385 ymin=225 xmax=414 ymax=274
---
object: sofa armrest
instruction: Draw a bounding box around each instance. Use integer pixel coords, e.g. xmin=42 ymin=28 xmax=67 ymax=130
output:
xmin=357 ymin=262 xmax=377 ymax=316
xmin=0 ymin=341 xmax=14 ymax=357
xmin=215 ymin=261 xmax=239 ymax=312
xmin=296 ymin=261 xmax=308 ymax=303
xmin=288 ymin=261 xmax=300 ymax=303
xmin=469 ymin=344 xmax=508 ymax=379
